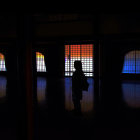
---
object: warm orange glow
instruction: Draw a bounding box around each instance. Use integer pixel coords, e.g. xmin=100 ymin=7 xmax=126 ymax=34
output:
xmin=36 ymin=52 xmax=46 ymax=72
xmin=36 ymin=52 xmax=44 ymax=59
xmin=0 ymin=53 xmax=4 ymax=59
xmin=0 ymin=53 xmax=6 ymax=71
xmin=65 ymin=44 xmax=93 ymax=58
xmin=65 ymin=44 xmax=94 ymax=77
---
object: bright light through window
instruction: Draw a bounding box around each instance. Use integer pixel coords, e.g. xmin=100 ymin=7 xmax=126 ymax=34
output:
xmin=0 ymin=53 xmax=6 ymax=71
xmin=122 ymin=50 xmax=140 ymax=74
xmin=36 ymin=52 xmax=46 ymax=72
xmin=65 ymin=44 xmax=94 ymax=77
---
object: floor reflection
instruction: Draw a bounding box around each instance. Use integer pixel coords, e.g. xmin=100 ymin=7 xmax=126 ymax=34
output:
xmin=65 ymin=77 xmax=94 ymax=113
xmin=0 ymin=76 xmax=7 ymax=99
xmin=37 ymin=77 xmax=94 ymax=114
xmin=122 ymin=80 xmax=140 ymax=108
xmin=37 ymin=77 xmax=47 ymax=104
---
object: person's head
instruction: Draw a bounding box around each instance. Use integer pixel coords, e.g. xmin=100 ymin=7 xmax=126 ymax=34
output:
xmin=74 ymin=61 xmax=82 ymax=71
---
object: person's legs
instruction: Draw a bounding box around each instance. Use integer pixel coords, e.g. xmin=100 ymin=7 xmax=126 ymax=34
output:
xmin=73 ymin=98 xmax=82 ymax=115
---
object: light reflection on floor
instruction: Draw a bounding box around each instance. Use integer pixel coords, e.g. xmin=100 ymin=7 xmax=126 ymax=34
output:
xmin=122 ymin=81 xmax=140 ymax=108
xmin=36 ymin=77 xmax=140 ymax=112
xmin=37 ymin=77 xmax=94 ymax=113
xmin=0 ymin=76 xmax=7 ymax=99
xmin=65 ymin=77 xmax=94 ymax=113
xmin=37 ymin=77 xmax=47 ymax=104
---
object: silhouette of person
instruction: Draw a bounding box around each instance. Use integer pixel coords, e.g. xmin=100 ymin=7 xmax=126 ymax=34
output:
xmin=72 ymin=61 xmax=85 ymax=116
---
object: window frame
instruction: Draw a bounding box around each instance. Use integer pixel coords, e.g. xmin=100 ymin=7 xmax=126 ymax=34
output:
xmin=0 ymin=42 xmax=12 ymax=76
xmin=64 ymin=40 xmax=94 ymax=77
xmin=121 ymin=50 xmax=140 ymax=80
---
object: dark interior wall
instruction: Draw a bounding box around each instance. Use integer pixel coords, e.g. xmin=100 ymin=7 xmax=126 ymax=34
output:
xmin=34 ymin=21 xmax=94 ymax=37
xmin=99 ymin=13 xmax=140 ymax=35
xmin=33 ymin=14 xmax=94 ymax=38
xmin=0 ymin=13 xmax=140 ymax=39
xmin=33 ymin=13 xmax=140 ymax=38
xmin=0 ymin=15 xmax=16 ymax=38
xmin=47 ymin=43 xmax=65 ymax=78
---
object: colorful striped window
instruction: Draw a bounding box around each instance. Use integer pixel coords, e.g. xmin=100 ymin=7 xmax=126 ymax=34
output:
xmin=65 ymin=44 xmax=94 ymax=77
xmin=0 ymin=53 xmax=6 ymax=71
xmin=36 ymin=52 xmax=46 ymax=72
xmin=122 ymin=50 xmax=140 ymax=74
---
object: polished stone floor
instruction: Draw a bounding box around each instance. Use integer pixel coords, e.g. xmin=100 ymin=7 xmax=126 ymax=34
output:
xmin=36 ymin=77 xmax=94 ymax=117
xmin=1 ymin=76 xmax=140 ymax=140
xmin=34 ymin=77 xmax=140 ymax=140
xmin=0 ymin=76 xmax=18 ymax=140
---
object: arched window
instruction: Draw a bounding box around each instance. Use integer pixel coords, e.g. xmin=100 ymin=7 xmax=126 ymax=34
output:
xmin=122 ymin=50 xmax=140 ymax=74
xmin=0 ymin=53 xmax=6 ymax=71
xmin=65 ymin=44 xmax=94 ymax=77
xmin=36 ymin=52 xmax=46 ymax=72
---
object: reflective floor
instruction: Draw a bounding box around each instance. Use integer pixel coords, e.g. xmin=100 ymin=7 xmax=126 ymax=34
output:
xmin=35 ymin=77 xmax=140 ymax=140
xmin=36 ymin=77 xmax=94 ymax=117
xmin=0 ymin=76 xmax=7 ymax=101
xmin=36 ymin=77 xmax=140 ymax=115
xmin=37 ymin=77 xmax=47 ymax=104
xmin=0 ymin=76 xmax=18 ymax=140
xmin=1 ymin=76 xmax=140 ymax=140
xmin=64 ymin=78 xmax=94 ymax=114
xmin=35 ymin=77 xmax=140 ymax=112
xmin=122 ymin=80 xmax=140 ymax=108
xmin=34 ymin=77 xmax=94 ymax=140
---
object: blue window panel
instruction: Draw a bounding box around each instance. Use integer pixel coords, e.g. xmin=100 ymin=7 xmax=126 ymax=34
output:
xmin=122 ymin=50 xmax=140 ymax=74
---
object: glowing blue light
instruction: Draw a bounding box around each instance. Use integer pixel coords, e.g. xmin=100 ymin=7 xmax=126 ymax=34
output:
xmin=122 ymin=51 xmax=140 ymax=74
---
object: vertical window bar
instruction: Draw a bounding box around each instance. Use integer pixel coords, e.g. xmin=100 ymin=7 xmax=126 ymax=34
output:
xmin=135 ymin=49 xmax=136 ymax=74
